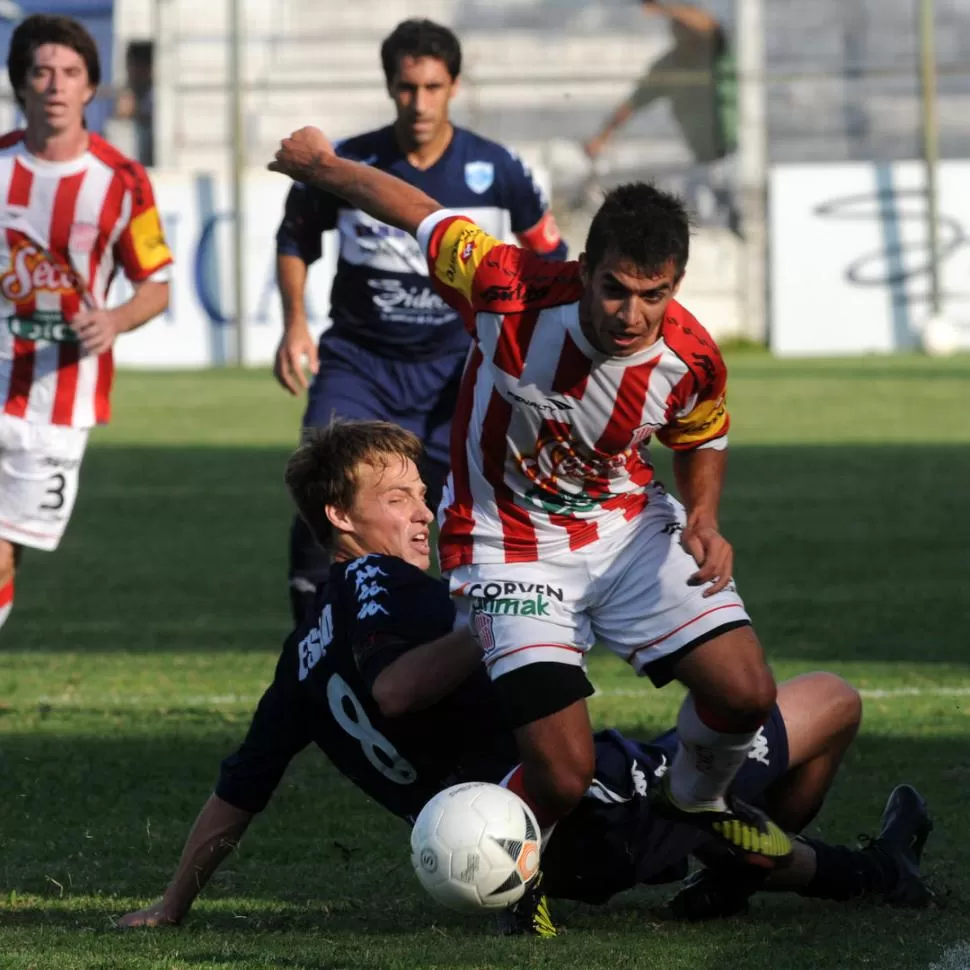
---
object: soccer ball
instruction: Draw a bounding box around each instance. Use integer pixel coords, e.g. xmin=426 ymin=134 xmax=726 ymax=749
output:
xmin=410 ymin=782 xmax=541 ymax=914
xmin=921 ymin=314 xmax=963 ymax=357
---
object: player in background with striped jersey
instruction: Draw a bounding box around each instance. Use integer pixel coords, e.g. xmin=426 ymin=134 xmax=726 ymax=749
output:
xmin=0 ymin=15 xmax=172 ymax=632
xmin=273 ymin=20 xmax=566 ymax=627
xmin=268 ymin=127 xmax=786 ymax=868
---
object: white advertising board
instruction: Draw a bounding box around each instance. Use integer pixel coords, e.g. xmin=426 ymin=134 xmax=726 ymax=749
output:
xmin=770 ymin=161 xmax=970 ymax=356
xmin=111 ymin=170 xmax=338 ymax=369
xmin=110 ymin=165 xmax=551 ymax=369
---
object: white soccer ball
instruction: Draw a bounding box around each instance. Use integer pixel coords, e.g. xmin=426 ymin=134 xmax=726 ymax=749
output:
xmin=410 ymin=782 xmax=541 ymax=914
xmin=921 ymin=314 xmax=962 ymax=357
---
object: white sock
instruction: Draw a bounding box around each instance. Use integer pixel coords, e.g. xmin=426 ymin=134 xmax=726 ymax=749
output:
xmin=667 ymin=694 xmax=758 ymax=811
xmin=0 ymin=579 xmax=13 ymax=631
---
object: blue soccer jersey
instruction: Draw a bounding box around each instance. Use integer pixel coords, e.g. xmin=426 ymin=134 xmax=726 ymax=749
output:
xmin=276 ymin=125 xmax=567 ymax=361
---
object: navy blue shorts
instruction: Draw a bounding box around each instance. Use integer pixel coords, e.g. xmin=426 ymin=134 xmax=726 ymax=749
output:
xmin=303 ymin=333 xmax=467 ymax=471
xmin=541 ymin=706 xmax=790 ymax=904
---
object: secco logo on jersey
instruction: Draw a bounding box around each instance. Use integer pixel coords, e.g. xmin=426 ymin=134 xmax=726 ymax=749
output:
xmin=0 ymin=241 xmax=79 ymax=303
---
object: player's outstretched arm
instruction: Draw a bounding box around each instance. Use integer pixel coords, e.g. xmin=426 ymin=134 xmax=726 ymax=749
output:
xmin=269 ymin=128 xmax=440 ymax=239
xmin=117 ymin=794 xmax=254 ymax=928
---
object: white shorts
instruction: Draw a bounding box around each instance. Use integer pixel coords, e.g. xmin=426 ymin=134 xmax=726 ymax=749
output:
xmin=0 ymin=414 xmax=88 ymax=552
xmin=449 ymin=486 xmax=751 ymax=684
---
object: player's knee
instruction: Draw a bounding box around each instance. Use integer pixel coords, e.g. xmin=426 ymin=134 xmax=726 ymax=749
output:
xmin=706 ymin=665 xmax=777 ymax=731
xmin=817 ymin=672 xmax=862 ymax=735
xmin=524 ymin=745 xmax=594 ymax=817
xmin=542 ymin=761 xmax=594 ymax=816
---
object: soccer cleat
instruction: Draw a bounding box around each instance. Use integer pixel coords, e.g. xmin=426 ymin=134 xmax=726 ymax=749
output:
xmin=860 ymin=784 xmax=933 ymax=908
xmin=667 ymin=863 xmax=766 ymax=921
xmin=650 ymin=775 xmax=792 ymax=864
xmin=496 ymin=873 xmax=558 ymax=938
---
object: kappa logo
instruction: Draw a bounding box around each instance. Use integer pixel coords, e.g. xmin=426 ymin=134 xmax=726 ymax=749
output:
xmin=347 ymin=555 xmax=391 ymax=620
xmin=508 ymin=390 xmax=574 ymax=413
xmin=747 ymin=727 xmax=770 ymax=766
xmin=632 ymin=760 xmax=648 ymax=795
xmin=465 ymin=161 xmax=495 ymax=195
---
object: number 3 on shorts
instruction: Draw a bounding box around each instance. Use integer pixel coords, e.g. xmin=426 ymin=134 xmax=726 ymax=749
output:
xmin=40 ymin=473 xmax=67 ymax=511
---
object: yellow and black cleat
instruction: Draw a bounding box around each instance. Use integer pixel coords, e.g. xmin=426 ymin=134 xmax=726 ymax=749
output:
xmin=497 ymin=872 xmax=559 ymax=938
xmin=651 ymin=775 xmax=792 ymax=865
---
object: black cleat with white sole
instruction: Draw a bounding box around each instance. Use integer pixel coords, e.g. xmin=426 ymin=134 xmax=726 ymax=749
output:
xmin=861 ymin=783 xmax=933 ymax=907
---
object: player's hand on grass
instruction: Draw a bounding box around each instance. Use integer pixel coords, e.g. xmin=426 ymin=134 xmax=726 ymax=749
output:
xmin=70 ymin=307 xmax=121 ymax=356
xmin=273 ymin=319 xmax=319 ymax=394
xmin=117 ymin=899 xmax=182 ymax=928
xmin=682 ymin=519 xmax=734 ymax=597
xmin=268 ymin=127 xmax=335 ymax=182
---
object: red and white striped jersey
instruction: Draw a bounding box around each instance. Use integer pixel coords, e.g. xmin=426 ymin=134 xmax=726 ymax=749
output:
xmin=419 ymin=211 xmax=731 ymax=571
xmin=0 ymin=131 xmax=173 ymax=428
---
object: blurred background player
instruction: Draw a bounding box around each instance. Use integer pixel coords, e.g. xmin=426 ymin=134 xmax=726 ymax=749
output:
xmin=117 ymin=420 xmax=932 ymax=935
xmin=584 ymin=0 xmax=738 ymax=230
xmin=273 ymin=18 xmax=567 ymax=626
xmin=0 ymin=14 xmax=171 ymax=634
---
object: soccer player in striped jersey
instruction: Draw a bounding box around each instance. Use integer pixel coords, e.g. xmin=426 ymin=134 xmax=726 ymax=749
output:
xmin=268 ymin=126 xmax=786 ymax=866
xmin=0 ymin=15 xmax=172 ymax=632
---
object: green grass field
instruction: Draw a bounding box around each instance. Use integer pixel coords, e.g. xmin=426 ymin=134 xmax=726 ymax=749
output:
xmin=2 ymin=355 xmax=969 ymax=970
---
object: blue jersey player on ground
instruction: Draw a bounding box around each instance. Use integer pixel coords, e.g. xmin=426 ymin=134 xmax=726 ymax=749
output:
xmin=119 ymin=420 xmax=932 ymax=937
xmin=273 ymin=19 xmax=567 ymax=625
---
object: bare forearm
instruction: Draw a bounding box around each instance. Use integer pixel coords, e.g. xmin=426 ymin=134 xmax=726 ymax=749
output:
xmin=111 ymin=281 xmax=169 ymax=334
xmin=300 ymin=155 xmax=440 ymax=237
xmin=673 ymin=447 xmax=726 ymax=526
xmin=159 ymin=795 xmax=254 ymax=920
xmin=276 ymin=254 xmax=309 ymax=327
xmin=604 ymin=102 xmax=635 ymax=139
xmin=373 ymin=631 xmax=483 ymax=717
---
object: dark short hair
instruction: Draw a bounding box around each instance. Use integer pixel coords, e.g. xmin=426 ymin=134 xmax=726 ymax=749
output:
xmin=584 ymin=182 xmax=691 ymax=278
xmin=380 ymin=19 xmax=461 ymax=86
xmin=284 ymin=420 xmax=424 ymax=550
xmin=8 ymin=15 xmax=101 ymax=108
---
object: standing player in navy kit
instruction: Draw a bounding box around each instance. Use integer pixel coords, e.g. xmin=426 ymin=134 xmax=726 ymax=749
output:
xmin=274 ymin=19 xmax=566 ymax=624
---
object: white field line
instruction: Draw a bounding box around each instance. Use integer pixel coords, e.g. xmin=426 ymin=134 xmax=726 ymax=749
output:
xmin=593 ymin=685 xmax=970 ymax=700
xmin=29 ymin=693 xmax=261 ymax=708
xmin=19 ymin=684 xmax=970 ymax=711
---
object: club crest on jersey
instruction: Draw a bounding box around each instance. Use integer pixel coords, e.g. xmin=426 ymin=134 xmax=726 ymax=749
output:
xmin=68 ymin=222 xmax=99 ymax=253
xmin=1 ymin=241 xmax=78 ymax=303
xmin=631 ymin=423 xmax=662 ymax=446
xmin=464 ymin=161 xmax=495 ymax=195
